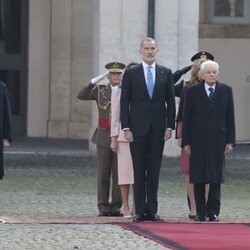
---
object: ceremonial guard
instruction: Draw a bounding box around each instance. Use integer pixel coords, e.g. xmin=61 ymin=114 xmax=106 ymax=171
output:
xmin=77 ymin=62 xmax=125 ymax=216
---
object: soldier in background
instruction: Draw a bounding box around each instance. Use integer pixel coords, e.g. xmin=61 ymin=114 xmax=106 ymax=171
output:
xmin=77 ymin=62 xmax=125 ymax=217
xmin=174 ymin=51 xmax=214 ymax=97
xmin=173 ymin=64 xmax=192 ymax=90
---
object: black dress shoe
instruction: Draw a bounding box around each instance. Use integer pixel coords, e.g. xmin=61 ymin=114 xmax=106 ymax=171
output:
xmin=146 ymin=214 xmax=163 ymax=222
xmin=110 ymin=211 xmax=123 ymax=217
xmin=209 ymin=215 xmax=219 ymax=222
xmin=133 ymin=214 xmax=144 ymax=222
xmin=194 ymin=215 xmax=206 ymax=221
xmin=98 ymin=211 xmax=110 ymax=217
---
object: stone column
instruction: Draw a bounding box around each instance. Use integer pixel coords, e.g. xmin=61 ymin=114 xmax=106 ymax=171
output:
xmin=48 ymin=0 xmax=72 ymax=138
xmin=155 ymin=0 xmax=199 ymax=156
xmin=121 ymin=0 xmax=148 ymax=63
xmin=89 ymin=0 xmax=124 ymax=150
xmin=88 ymin=0 xmax=147 ymax=151
xmin=27 ymin=0 xmax=51 ymax=137
xmin=48 ymin=0 xmax=93 ymax=139
xmin=70 ymin=0 xmax=93 ymax=139
xmin=177 ymin=0 xmax=199 ymax=68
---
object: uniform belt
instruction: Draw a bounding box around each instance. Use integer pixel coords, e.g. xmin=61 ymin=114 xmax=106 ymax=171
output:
xmin=98 ymin=118 xmax=110 ymax=128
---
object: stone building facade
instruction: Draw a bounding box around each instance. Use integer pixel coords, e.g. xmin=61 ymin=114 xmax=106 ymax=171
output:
xmin=1 ymin=0 xmax=249 ymax=156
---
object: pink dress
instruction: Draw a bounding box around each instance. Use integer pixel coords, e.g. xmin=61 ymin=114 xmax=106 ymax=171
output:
xmin=110 ymin=87 xmax=134 ymax=185
xmin=177 ymin=121 xmax=190 ymax=173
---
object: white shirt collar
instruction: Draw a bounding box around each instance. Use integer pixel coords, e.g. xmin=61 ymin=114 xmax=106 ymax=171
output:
xmin=142 ymin=61 xmax=156 ymax=70
xmin=205 ymin=82 xmax=216 ymax=91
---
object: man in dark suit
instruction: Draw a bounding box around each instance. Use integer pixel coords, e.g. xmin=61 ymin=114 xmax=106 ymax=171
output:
xmin=0 ymin=81 xmax=13 ymax=224
xmin=182 ymin=60 xmax=236 ymax=222
xmin=120 ymin=37 xmax=176 ymax=222
xmin=77 ymin=62 xmax=125 ymax=217
xmin=0 ymin=81 xmax=13 ymax=180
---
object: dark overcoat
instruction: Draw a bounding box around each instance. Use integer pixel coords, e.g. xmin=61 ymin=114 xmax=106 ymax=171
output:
xmin=0 ymin=82 xmax=13 ymax=179
xmin=182 ymin=81 xmax=235 ymax=183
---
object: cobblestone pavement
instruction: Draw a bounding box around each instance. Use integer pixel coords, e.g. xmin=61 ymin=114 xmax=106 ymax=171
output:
xmin=0 ymin=137 xmax=249 ymax=249
xmin=0 ymin=224 xmax=167 ymax=250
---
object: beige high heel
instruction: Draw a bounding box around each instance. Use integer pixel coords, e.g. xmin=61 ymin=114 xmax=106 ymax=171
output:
xmin=123 ymin=214 xmax=132 ymax=219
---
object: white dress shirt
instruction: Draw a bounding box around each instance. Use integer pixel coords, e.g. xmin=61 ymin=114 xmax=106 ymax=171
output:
xmin=205 ymin=82 xmax=216 ymax=96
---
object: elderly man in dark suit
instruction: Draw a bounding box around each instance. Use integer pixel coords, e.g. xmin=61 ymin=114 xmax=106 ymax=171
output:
xmin=120 ymin=37 xmax=176 ymax=222
xmin=182 ymin=60 xmax=236 ymax=222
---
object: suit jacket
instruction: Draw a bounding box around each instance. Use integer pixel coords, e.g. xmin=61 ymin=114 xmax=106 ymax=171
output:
xmin=182 ymin=81 xmax=236 ymax=183
xmin=77 ymin=83 xmax=112 ymax=148
xmin=120 ymin=63 xmax=176 ymax=136
xmin=110 ymin=87 xmax=127 ymax=142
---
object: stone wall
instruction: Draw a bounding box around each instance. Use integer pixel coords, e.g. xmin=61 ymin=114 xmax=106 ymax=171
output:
xmin=27 ymin=0 xmax=199 ymax=156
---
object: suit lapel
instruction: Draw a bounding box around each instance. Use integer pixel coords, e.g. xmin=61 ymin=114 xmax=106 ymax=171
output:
xmin=152 ymin=64 xmax=165 ymax=99
xmin=197 ymin=82 xmax=210 ymax=105
xmin=153 ymin=65 xmax=161 ymax=98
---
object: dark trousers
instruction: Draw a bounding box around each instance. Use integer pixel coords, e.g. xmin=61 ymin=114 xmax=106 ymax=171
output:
xmin=194 ymin=183 xmax=221 ymax=218
xmin=0 ymin=147 xmax=4 ymax=179
xmin=130 ymin=128 xmax=165 ymax=216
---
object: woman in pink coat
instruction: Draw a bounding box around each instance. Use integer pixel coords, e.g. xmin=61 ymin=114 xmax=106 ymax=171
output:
xmin=110 ymin=63 xmax=137 ymax=218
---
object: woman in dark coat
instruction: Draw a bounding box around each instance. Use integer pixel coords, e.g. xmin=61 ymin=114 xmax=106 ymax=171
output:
xmin=0 ymin=81 xmax=13 ymax=180
xmin=175 ymin=58 xmax=206 ymax=219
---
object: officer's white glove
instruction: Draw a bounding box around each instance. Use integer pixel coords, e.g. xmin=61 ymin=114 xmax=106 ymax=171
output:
xmin=90 ymin=71 xmax=109 ymax=84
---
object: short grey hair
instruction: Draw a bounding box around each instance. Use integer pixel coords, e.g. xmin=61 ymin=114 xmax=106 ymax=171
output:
xmin=200 ymin=60 xmax=219 ymax=73
xmin=140 ymin=37 xmax=157 ymax=48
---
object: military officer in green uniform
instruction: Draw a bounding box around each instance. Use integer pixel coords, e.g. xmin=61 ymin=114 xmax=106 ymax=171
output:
xmin=77 ymin=62 xmax=125 ymax=216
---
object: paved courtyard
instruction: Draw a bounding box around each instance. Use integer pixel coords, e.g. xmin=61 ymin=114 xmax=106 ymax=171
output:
xmin=0 ymin=138 xmax=249 ymax=249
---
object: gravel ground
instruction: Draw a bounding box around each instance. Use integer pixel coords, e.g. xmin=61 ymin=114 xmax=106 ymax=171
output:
xmin=0 ymin=138 xmax=249 ymax=249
